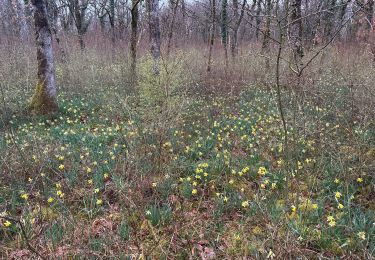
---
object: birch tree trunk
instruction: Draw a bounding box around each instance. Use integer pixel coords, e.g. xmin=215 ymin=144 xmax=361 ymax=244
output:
xmin=147 ymin=0 xmax=161 ymax=74
xmin=29 ymin=0 xmax=58 ymax=114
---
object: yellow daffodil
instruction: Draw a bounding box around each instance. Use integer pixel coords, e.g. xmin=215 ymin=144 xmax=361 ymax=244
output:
xmin=3 ymin=220 xmax=11 ymax=227
xmin=357 ymin=231 xmax=366 ymax=240
xmin=258 ymin=166 xmax=267 ymax=176
xmin=328 ymin=220 xmax=336 ymax=227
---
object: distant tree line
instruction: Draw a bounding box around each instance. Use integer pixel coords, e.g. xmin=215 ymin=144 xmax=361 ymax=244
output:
xmin=0 ymin=0 xmax=373 ymax=114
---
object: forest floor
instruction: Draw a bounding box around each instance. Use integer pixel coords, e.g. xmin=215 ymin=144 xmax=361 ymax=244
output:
xmin=0 ymin=82 xmax=374 ymax=258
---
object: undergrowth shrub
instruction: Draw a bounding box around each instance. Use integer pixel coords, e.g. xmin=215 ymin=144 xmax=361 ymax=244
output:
xmin=137 ymin=53 xmax=190 ymax=123
xmin=137 ymin=53 xmax=192 ymax=173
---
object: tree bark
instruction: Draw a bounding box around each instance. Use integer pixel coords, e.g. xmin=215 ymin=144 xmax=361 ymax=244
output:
xmin=289 ymin=0 xmax=303 ymax=70
xmin=109 ymin=0 xmax=116 ymax=48
xmin=365 ymin=0 xmax=375 ymax=61
xmin=14 ymin=0 xmax=29 ymax=42
xmin=29 ymin=0 xmax=58 ymax=114
xmin=323 ymin=0 xmax=336 ymax=43
xmin=130 ymin=0 xmax=139 ymax=85
xmin=365 ymin=0 xmax=374 ymax=31
xmin=181 ymin=0 xmax=188 ymax=37
xmin=221 ymin=0 xmax=228 ymax=68
xmin=147 ymin=0 xmax=161 ymax=74
xmin=262 ymin=0 xmax=271 ymax=68
xmin=255 ymin=0 xmax=262 ymax=40
xmin=167 ymin=0 xmax=179 ymax=56
xmin=231 ymin=0 xmax=246 ymax=60
xmin=207 ymin=0 xmax=216 ymax=72
xmin=68 ymin=0 xmax=90 ymax=50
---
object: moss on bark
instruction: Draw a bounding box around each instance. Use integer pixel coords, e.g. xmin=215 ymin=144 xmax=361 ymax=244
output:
xmin=28 ymin=82 xmax=58 ymax=115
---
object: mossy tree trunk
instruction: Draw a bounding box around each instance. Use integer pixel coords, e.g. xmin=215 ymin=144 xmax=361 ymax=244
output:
xmin=29 ymin=0 xmax=58 ymax=114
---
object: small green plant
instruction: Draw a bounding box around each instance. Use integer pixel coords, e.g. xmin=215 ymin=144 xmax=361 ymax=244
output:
xmin=89 ymin=238 xmax=103 ymax=252
xmin=181 ymin=181 xmax=192 ymax=199
xmin=146 ymin=204 xmax=161 ymax=226
xmin=146 ymin=203 xmax=172 ymax=226
xmin=45 ymin=221 xmax=64 ymax=246
xmin=119 ymin=219 xmax=130 ymax=241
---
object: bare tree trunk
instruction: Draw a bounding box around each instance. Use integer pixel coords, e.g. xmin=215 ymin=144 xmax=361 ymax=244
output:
xmin=68 ymin=0 xmax=90 ymax=50
xmin=29 ymin=0 xmax=58 ymax=114
xmin=78 ymin=33 xmax=85 ymax=50
xmin=365 ymin=0 xmax=375 ymax=62
xmin=181 ymin=0 xmax=188 ymax=37
xmin=323 ymin=0 xmax=336 ymax=43
xmin=167 ymin=0 xmax=179 ymax=56
xmin=255 ymin=0 xmax=262 ymax=40
xmin=130 ymin=0 xmax=139 ymax=85
xmin=14 ymin=0 xmax=29 ymax=42
xmin=207 ymin=0 xmax=216 ymax=72
xmin=289 ymin=0 xmax=303 ymax=70
xmin=73 ymin=0 xmax=85 ymax=50
xmin=230 ymin=0 xmax=246 ymax=61
xmin=221 ymin=0 xmax=228 ymax=68
xmin=365 ymin=0 xmax=374 ymax=34
xmin=147 ymin=0 xmax=161 ymax=74
xmin=371 ymin=30 xmax=375 ymax=62
xmin=262 ymin=0 xmax=271 ymax=68
xmin=109 ymin=0 xmax=116 ymax=48
xmin=231 ymin=0 xmax=239 ymax=56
